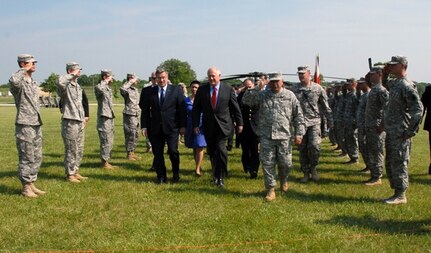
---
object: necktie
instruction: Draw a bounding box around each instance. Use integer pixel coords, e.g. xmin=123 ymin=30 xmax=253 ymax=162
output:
xmin=160 ymin=88 xmax=165 ymax=105
xmin=211 ymin=87 xmax=217 ymax=109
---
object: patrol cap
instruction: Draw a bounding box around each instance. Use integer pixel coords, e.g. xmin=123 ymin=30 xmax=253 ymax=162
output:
xmin=101 ymin=69 xmax=113 ymax=76
xmin=17 ymin=54 xmax=37 ymax=63
xmin=387 ymin=55 xmax=408 ymax=66
xmin=346 ymin=78 xmax=356 ymax=84
xmin=369 ymin=65 xmax=384 ymax=74
xmin=127 ymin=73 xmax=136 ymax=79
xmin=297 ymin=65 xmax=310 ymax=74
xmin=268 ymin=72 xmax=283 ymax=81
xmin=66 ymin=62 xmax=82 ymax=71
xmin=357 ymin=77 xmax=366 ymax=84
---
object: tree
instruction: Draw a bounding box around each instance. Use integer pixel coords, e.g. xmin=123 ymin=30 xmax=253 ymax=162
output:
xmin=78 ymin=74 xmax=100 ymax=87
xmin=158 ymin=58 xmax=196 ymax=85
xmin=40 ymin=73 xmax=59 ymax=96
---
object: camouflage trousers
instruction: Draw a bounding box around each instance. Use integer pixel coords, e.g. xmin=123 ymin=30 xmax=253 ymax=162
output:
xmin=358 ymin=128 xmax=369 ymax=166
xmin=16 ymin=124 xmax=42 ymax=184
xmin=385 ymin=132 xmax=411 ymax=191
xmin=260 ymin=137 xmax=292 ymax=189
xmin=298 ymin=124 xmax=321 ymax=173
xmin=62 ymin=119 xmax=84 ymax=176
xmin=123 ymin=114 xmax=139 ymax=152
xmin=344 ymin=125 xmax=358 ymax=160
xmin=366 ymin=128 xmax=385 ymax=179
xmin=335 ymin=121 xmax=346 ymax=153
xmin=97 ymin=116 xmax=114 ymax=161
xmin=328 ymin=126 xmax=337 ymax=145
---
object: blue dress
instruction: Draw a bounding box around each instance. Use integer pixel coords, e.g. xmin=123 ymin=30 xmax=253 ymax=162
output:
xmin=185 ymin=96 xmax=207 ymax=148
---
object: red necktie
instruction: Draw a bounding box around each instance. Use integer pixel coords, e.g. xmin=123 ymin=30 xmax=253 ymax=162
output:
xmin=211 ymin=87 xmax=217 ymax=109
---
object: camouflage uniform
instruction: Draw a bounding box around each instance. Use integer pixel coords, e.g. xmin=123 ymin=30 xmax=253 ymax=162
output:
xmin=384 ymin=77 xmax=423 ymax=192
xmin=95 ymin=80 xmax=115 ymax=161
xmin=327 ymin=91 xmax=337 ymax=145
xmin=242 ymin=86 xmax=305 ymax=189
xmin=365 ymin=83 xmax=388 ymax=179
xmin=356 ymin=90 xmax=369 ymax=167
xmin=9 ymin=68 xmax=43 ymax=184
xmin=343 ymin=89 xmax=359 ymax=161
xmin=57 ymin=73 xmax=85 ymax=176
xmin=334 ymin=91 xmax=346 ymax=153
xmin=291 ymin=82 xmax=332 ymax=174
xmin=120 ymin=81 xmax=141 ymax=153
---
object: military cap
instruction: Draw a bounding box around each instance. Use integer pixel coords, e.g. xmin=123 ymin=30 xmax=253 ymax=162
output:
xmin=17 ymin=54 xmax=37 ymax=63
xmin=369 ymin=65 xmax=384 ymax=74
xmin=66 ymin=62 xmax=82 ymax=71
xmin=269 ymin=72 xmax=283 ymax=81
xmin=346 ymin=78 xmax=356 ymax=83
xmin=357 ymin=77 xmax=366 ymax=84
xmin=127 ymin=73 xmax=136 ymax=79
xmin=297 ymin=65 xmax=310 ymax=74
xmin=101 ymin=69 xmax=113 ymax=76
xmin=387 ymin=55 xmax=408 ymax=66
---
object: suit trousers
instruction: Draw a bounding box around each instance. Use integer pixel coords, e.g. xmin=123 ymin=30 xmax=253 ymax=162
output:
xmin=205 ymin=126 xmax=228 ymax=180
xmin=150 ymin=127 xmax=180 ymax=180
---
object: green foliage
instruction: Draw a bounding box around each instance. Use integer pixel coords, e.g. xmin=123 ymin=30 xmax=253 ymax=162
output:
xmin=158 ymin=58 xmax=197 ymax=85
xmin=40 ymin=73 xmax=59 ymax=95
xmin=78 ymin=74 xmax=101 ymax=87
xmin=0 ymin=106 xmax=430 ymax=252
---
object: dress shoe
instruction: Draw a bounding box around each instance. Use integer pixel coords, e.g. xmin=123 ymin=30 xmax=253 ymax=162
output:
xmin=226 ymin=145 xmax=232 ymax=151
xmin=157 ymin=178 xmax=167 ymax=184
xmin=250 ymin=171 xmax=258 ymax=179
xmin=172 ymin=175 xmax=180 ymax=183
xmin=217 ymin=178 xmax=225 ymax=188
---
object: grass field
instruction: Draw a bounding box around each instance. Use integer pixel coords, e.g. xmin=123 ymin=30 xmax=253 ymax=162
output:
xmin=0 ymin=105 xmax=430 ymax=253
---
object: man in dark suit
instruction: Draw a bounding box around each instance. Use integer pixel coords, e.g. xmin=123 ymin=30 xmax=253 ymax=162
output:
xmin=192 ymin=67 xmax=243 ymax=187
xmin=421 ymin=85 xmax=431 ymax=175
xmin=237 ymin=78 xmax=260 ymax=179
xmin=141 ymin=68 xmax=186 ymax=184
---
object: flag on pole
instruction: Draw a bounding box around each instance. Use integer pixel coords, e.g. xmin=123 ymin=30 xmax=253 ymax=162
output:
xmin=313 ymin=54 xmax=321 ymax=84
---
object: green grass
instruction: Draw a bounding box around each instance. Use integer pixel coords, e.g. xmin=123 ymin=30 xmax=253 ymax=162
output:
xmin=0 ymin=105 xmax=430 ymax=253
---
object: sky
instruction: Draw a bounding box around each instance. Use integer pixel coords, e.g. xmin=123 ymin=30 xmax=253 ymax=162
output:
xmin=1 ymin=0 xmax=431 ymax=84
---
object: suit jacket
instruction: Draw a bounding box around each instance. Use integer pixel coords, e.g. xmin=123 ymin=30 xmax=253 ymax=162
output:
xmin=192 ymin=83 xmax=243 ymax=137
xmin=421 ymin=85 xmax=431 ymax=131
xmin=141 ymin=84 xmax=186 ymax=135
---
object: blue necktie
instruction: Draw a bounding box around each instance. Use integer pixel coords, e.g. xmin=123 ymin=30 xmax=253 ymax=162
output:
xmin=160 ymin=88 xmax=165 ymax=105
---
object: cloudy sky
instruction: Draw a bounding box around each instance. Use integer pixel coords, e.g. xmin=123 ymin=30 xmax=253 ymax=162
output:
xmin=1 ymin=0 xmax=431 ymax=84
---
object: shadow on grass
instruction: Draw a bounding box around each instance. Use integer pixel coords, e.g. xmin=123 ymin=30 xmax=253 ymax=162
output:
xmin=0 ymin=184 xmax=20 ymax=195
xmin=286 ymin=189 xmax=377 ymax=203
xmin=167 ymin=185 xmax=263 ymax=199
xmin=410 ymin=174 xmax=431 ymax=186
xmin=319 ymin=214 xmax=431 ymax=235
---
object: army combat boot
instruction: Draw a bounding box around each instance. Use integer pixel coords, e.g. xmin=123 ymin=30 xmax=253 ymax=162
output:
xmin=300 ymin=173 xmax=310 ymax=183
xmin=67 ymin=175 xmax=81 ymax=183
xmin=310 ymin=167 xmax=320 ymax=182
xmin=280 ymin=181 xmax=289 ymax=193
xmin=383 ymin=189 xmax=407 ymax=205
xmin=22 ymin=183 xmax=38 ymax=198
xmin=265 ymin=187 xmax=276 ymax=202
xmin=102 ymin=159 xmax=117 ymax=170
xmin=127 ymin=151 xmax=137 ymax=161
xmin=74 ymin=173 xmax=88 ymax=180
xmin=30 ymin=183 xmax=46 ymax=195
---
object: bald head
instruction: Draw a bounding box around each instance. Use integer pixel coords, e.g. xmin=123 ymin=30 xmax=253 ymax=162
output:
xmin=207 ymin=67 xmax=221 ymax=86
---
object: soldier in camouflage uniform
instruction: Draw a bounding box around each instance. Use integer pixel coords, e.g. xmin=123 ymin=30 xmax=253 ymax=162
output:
xmin=334 ymin=83 xmax=347 ymax=156
xmin=356 ymin=77 xmax=370 ymax=172
xmin=343 ymin=78 xmax=359 ymax=164
xmin=382 ymin=56 xmax=423 ymax=204
xmin=57 ymin=62 xmax=89 ymax=183
xmin=9 ymin=54 xmax=46 ymax=197
xmin=327 ymin=86 xmax=337 ymax=146
xmin=363 ymin=66 xmax=389 ymax=186
xmin=242 ymin=72 xmax=305 ymax=202
xmin=291 ymin=66 xmax=332 ymax=183
xmin=95 ymin=70 xmax=116 ymax=169
xmin=120 ymin=73 xmax=141 ymax=161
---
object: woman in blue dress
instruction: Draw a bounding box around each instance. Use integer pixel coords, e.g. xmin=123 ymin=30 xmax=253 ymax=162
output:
xmin=185 ymin=80 xmax=207 ymax=176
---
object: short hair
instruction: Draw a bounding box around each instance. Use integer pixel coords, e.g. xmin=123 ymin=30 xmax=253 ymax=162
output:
xmin=156 ymin=67 xmax=168 ymax=75
xmin=189 ymin=80 xmax=201 ymax=87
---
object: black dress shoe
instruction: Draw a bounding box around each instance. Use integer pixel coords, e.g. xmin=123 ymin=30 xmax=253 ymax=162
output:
xmin=157 ymin=178 xmax=167 ymax=184
xmin=250 ymin=171 xmax=258 ymax=179
xmin=172 ymin=175 xmax=180 ymax=183
xmin=428 ymin=164 xmax=431 ymax=175
xmin=226 ymin=145 xmax=232 ymax=151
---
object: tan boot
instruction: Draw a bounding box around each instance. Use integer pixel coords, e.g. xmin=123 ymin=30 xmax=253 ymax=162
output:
xmin=75 ymin=173 xmax=88 ymax=180
xmin=67 ymin=175 xmax=81 ymax=183
xmin=30 ymin=183 xmax=46 ymax=195
xmin=127 ymin=152 xmax=137 ymax=161
xmin=265 ymin=187 xmax=276 ymax=202
xmin=281 ymin=182 xmax=289 ymax=193
xmin=102 ymin=159 xmax=117 ymax=170
xmin=310 ymin=167 xmax=320 ymax=182
xmin=146 ymin=147 xmax=152 ymax=153
xmin=22 ymin=183 xmax=38 ymax=198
